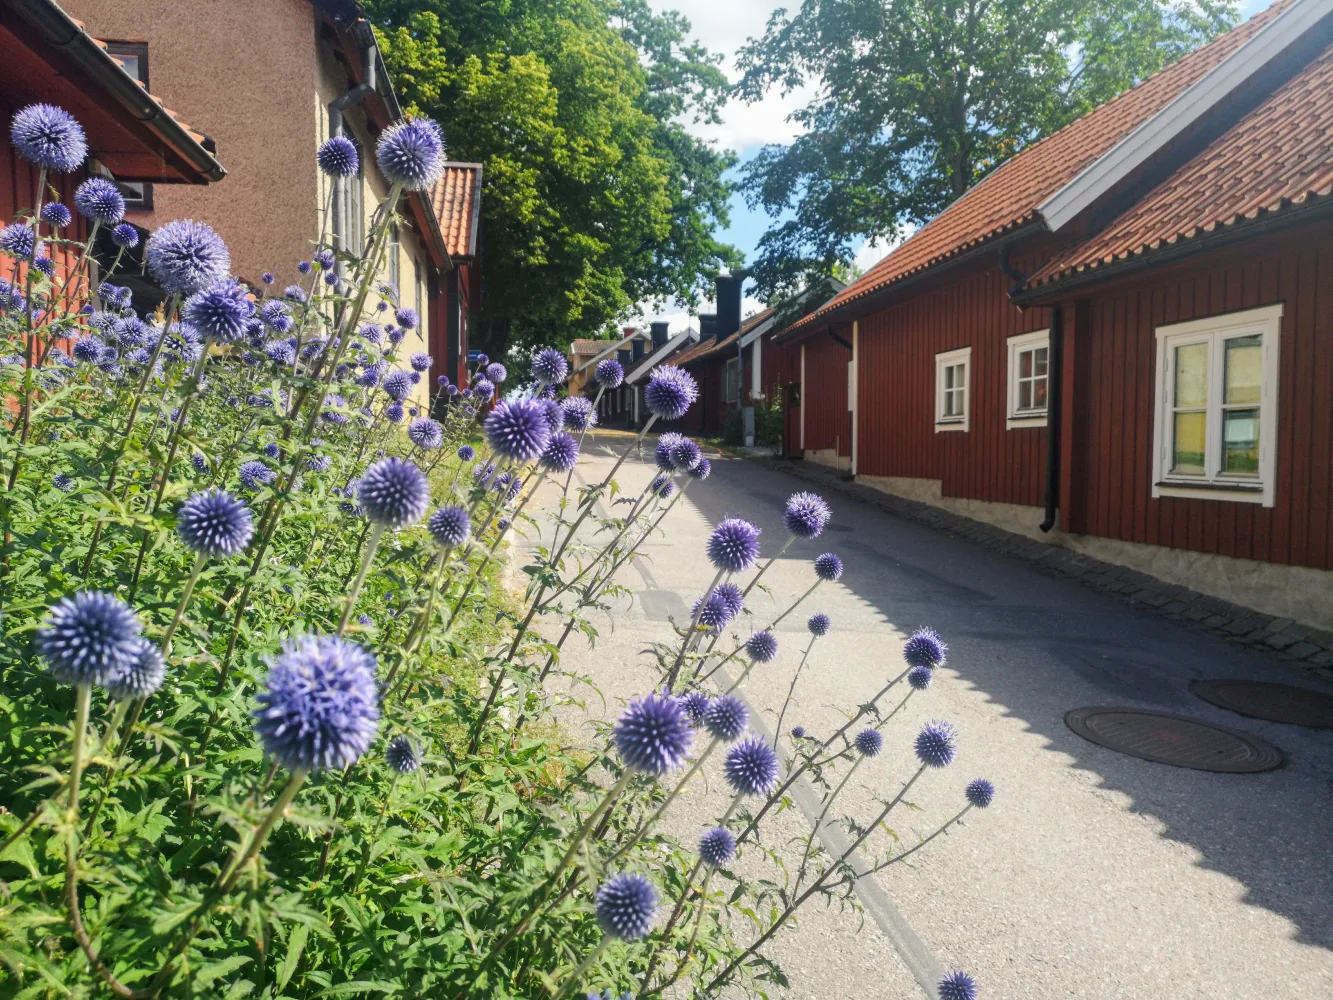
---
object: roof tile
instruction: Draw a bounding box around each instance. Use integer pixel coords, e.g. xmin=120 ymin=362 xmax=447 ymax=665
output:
xmin=428 ymin=163 xmax=483 ymax=258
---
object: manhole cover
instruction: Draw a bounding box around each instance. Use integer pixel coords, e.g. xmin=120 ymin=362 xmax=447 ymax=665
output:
xmin=1064 ymin=707 xmax=1282 ymax=773
xmin=1191 ymin=679 xmax=1333 ymax=729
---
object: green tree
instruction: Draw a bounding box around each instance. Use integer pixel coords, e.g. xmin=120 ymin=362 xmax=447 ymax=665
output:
xmin=366 ymin=0 xmax=740 ymax=358
xmin=736 ymin=0 xmax=1237 ymax=301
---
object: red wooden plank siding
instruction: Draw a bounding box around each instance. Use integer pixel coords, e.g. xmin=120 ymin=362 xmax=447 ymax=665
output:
xmin=801 ymin=333 xmax=851 ymax=455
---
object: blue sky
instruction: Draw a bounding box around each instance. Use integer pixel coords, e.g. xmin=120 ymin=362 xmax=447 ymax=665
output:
xmin=641 ymin=0 xmax=1274 ymax=328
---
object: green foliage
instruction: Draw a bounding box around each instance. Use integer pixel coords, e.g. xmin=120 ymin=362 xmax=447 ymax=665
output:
xmin=721 ymin=391 xmax=783 ymax=448
xmin=367 ymin=0 xmax=741 ymax=357
xmin=735 ymin=0 xmax=1239 ymax=301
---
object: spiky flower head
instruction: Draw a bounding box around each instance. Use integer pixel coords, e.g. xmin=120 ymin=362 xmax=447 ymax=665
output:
xmin=814 ymin=552 xmax=843 ymax=582
xmin=317 ymin=135 xmax=359 ymax=178
xmin=965 ymin=778 xmax=995 ymax=809
xmin=176 ymin=488 xmax=254 ymax=558
xmin=530 ymin=347 xmax=569 ymax=384
xmin=382 ymin=369 xmax=413 ymax=402
xmin=384 ymin=402 xmax=405 ymax=423
xmin=110 ymin=222 xmax=139 ymax=249
xmin=11 ymin=103 xmax=87 ymax=172
xmin=595 ymin=872 xmax=659 ymax=940
xmin=72 ymin=335 xmax=104 ymax=363
xmin=670 ymin=436 xmax=702 ymax=471
xmin=74 ymin=177 xmax=125 ymax=224
xmin=191 ymin=452 xmax=209 ymax=473
xmin=393 ymin=306 xmax=416 ymax=330
xmin=457 ymin=444 xmax=475 ymax=462
xmin=712 ymin=582 xmax=744 ymax=619
xmin=539 ymin=431 xmax=580 ymax=473
xmin=655 ymin=432 xmax=686 ymax=471
xmin=41 ymin=202 xmax=72 ymax=229
xmin=485 ymin=361 xmax=507 ymax=384
xmin=688 ymin=457 xmax=712 ymax=480
xmin=471 ymin=377 xmax=495 ymax=402
xmin=376 ymin=117 xmax=445 ymax=189
xmin=614 ymin=692 xmax=693 ymax=776
xmin=784 ymin=491 xmax=831 ymax=538
xmin=53 ymin=472 xmax=75 ymax=492
xmin=238 ymin=460 xmax=276 ymax=490
xmin=407 ymin=417 xmax=443 ymax=450
xmin=0 ymin=223 xmax=37 ymax=259
xmin=253 ymin=635 xmax=381 ymax=773
xmin=644 ymin=365 xmax=698 ymax=420
xmin=33 ymin=253 xmax=55 ymax=278
xmin=594 ymin=357 xmax=624 ymax=387
xmin=743 ymin=631 xmax=782 ymax=667
xmin=428 ymin=505 xmax=471 ymax=548
xmin=698 ymin=827 xmax=737 ymax=868
xmin=907 ymin=666 xmax=933 ymax=691
xmin=938 ymin=971 xmax=978 ymax=1000
xmin=791 ymin=725 xmax=807 ymax=739
xmin=265 ymin=340 xmax=296 ymax=365
xmin=703 ymin=694 xmax=748 ymax=742
xmin=807 ymin=612 xmax=831 ymax=636
xmin=723 ymin=737 xmax=780 ymax=797
xmin=306 ymin=454 xmax=332 ymax=472
xmin=693 ymin=590 xmax=732 ymax=632
xmin=386 ymin=735 xmax=420 ymax=774
xmin=184 ymin=279 xmax=252 ymax=343
xmin=406 ymin=351 xmax=430 ymax=373
xmin=915 ymin=720 xmax=958 ymax=769
xmin=485 ymin=398 xmax=551 ymax=462
xmin=146 ymin=219 xmax=230 ymax=295
xmin=679 ymin=691 xmax=710 ymax=724
xmin=105 ymin=637 xmax=166 ymax=701
xmin=358 ymin=457 xmax=429 ymax=528
xmin=707 ymin=518 xmax=760 ymax=573
xmin=854 ymin=728 xmax=884 ymax=758
xmin=904 ymin=628 xmax=947 ymax=669
xmin=561 ymin=395 xmax=595 ymax=430
xmin=36 ymin=590 xmax=142 ymax=687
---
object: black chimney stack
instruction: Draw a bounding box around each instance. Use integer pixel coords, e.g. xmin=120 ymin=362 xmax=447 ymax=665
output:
xmin=632 ymin=337 xmax=646 ymax=363
xmin=698 ymin=313 xmax=717 ymax=341
xmin=715 ymin=269 xmax=749 ymax=340
xmin=617 ymin=347 xmax=633 ymax=369
xmin=650 ymin=321 xmax=670 ymax=349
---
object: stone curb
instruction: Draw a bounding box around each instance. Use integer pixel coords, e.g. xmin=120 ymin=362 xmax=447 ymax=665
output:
xmin=754 ymin=457 xmax=1333 ymax=684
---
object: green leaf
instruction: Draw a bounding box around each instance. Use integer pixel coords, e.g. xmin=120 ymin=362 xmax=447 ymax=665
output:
xmin=277 ymin=923 xmax=310 ymax=991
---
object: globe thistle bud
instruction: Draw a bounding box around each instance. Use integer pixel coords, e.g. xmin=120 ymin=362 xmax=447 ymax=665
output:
xmin=784 ymin=491 xmax=831 ymax=538
xmin=317 ymin=135 xmax=360 ymax=178
xmin=561 ymin=395 xmax=596 ymax=430
xmin=594 ymin=357 xmax=624 ymax=388
xmin=744 ymin=629 xmax=778 ymax=663
xmin=679 ymin=690 xmax=710 ymax=725
xmin=40 ymin=202 xmax=72 ymax=229
xmin=530 ymin=347 xmax=569 ymax=385
xmin=36 ymin=590 xmax=143 ymax=687
xmin=457 ymin=445 xmax=475 ymax=462
xmin=814 ymin=552 xmax=843 ymax=582
xmin=0 ymin=223 xmax=37 ymax=259
xmin=702 ymin=694 xmax=748 ymax=742
xmin=184 ymin=279 xmax=253 ymax=343
xmin=965 ymin=778 xmax=995 ymax=809
xmin=176 ymin=488 xmax=254 ymax=558
xmin=105 ymin=636 xmax=166 ymax=701
xmin=594 ymin=872 xmax=659 ymax=940
xmin=614 ymin=692 xmax=693 ymax=776
xmin=688 ymin=457 xmax=712 ymax=480
xmin=938 ymin=970 xmax=978 ymax=1000
xmin=238 ymin=460 xmax=275 ymax=490
xmin=791 ymin=725 xmax=808 ymax=739
xmin=643 ymin=365 xmax=697 ymax=420
xmin=807 ymin=612 xmax=831 ymax=636
xmin=428 ymin=505 xmax=471 ymax=548
xmin=854 ymin=728 xmax=883 ymax=758
xmin=723 ymin=737 xmax=780 ymax=797
xmin=698 ymin=827 xmax=737 ymax=867
xmin=540 ymin=431 xmax=580 ymax=473
xmin=385 ymin=735 xmax=420 ymax=774
xmin=915 ymin=720 xmax=958 ymax=768
xmin=409 ymin=350 xmax=431 ymax=372
xmin=904 ymin=627 xmax=947 ymax=669
xmin=73 ymin=177 xmax=125 ymax=224
xmin=485 ymin=361 xmax=507 ymax=384
xmin=358 ymin=457 xmax=429 ymax=528
xmin=707 ymin=518 xmax=760 ymax=573
xmin=907 ymin=666 xmax=933 ymax=690
xmin=407 ymin=417 xmax=443 ymax=450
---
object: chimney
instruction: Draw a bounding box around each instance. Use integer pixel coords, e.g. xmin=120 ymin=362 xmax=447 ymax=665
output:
xmin=698 ymin=313 xmax=717 ymax=342
xmin=650 ymin=321 xmax=670 ymax=349
xmin=623 ymin=326 xmax=637 ymax=338
xmin=617 ymin=347 xmax=633 ymax=369
xmin=715 ymin=269 xmax=749 ymax=340
xmin=632 ymin=338 xmax=646 ymax=363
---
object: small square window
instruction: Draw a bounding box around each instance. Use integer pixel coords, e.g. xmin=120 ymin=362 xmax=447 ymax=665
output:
xmin=935 ymin=346 xmax=970 ymax=432
xmin=1006 ymin=329 xmax=1050 ymax=429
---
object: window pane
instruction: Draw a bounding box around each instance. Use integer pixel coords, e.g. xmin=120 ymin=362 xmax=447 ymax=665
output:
xmin=1172 ymin=411 xmax=1206 ymax=474
xmin=1019 ymin=381 xmax=1031 ymax=410
xmin=1222 ymin=408 xmax=1259 ymax=474
xmin=1033 ymin=347 xmax=1048 ymax=377
xmin=1224 ymin=335 xmax=1262 ymax=405
xmin=1019 ymin=349 xmax=1032 ymax=379
xmin=1174 ymin=343 xmax=1208 ymax=407
xmin=1033 ymin=375 xmax=1047 ymax=409
xmin=944 ymin=364 xmax=956 ymax=391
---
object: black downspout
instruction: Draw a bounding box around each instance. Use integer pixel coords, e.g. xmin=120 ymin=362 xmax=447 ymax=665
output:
xmin=1040 ymin=306 xmax=1064 ymax=532
xmin=327 ymin=43 xmax=377 ymax=254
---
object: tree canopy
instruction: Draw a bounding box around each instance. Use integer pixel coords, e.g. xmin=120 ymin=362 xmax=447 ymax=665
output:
xmin=365 ymin=0 xmax=740 ymax=357
xmin=736 ymin=0 xmax=1238 ymax=302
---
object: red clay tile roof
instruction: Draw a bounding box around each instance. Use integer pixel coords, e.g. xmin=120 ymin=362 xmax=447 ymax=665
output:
xmin=674 ymin=308 xmax=775 ymax=366
xmin=429 ymin=163 xmax=483 ymax=259
xmin=570 ymin=338 xmax=617 ymax=354
xmin=784 ymin=0 xmax=1292 ymax=333
xmin=1025 ymin=40 xmax=1333 ymax=290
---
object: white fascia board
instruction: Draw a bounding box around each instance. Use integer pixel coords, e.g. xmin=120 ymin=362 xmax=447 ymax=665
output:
xmin=1039 ymin=0 xmax=1332 ymax=232
xmin=739 ymin=314 xmax=777 ymax=349
xmin=574 ymin=331 xmax=646 ymax=372
xmin=626 ymin=331 xmax=694 ymax=383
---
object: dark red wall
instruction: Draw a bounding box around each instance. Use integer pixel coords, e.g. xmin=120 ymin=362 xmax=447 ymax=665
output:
xmin=801 ymin=333 xmax=851 ymax=456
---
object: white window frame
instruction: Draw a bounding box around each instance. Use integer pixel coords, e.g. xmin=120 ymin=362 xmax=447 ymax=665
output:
xmin=1006 ymin=329 xmax=1051 ymax=429
xmin=1151 ymin=303 xmax=1282 ymax=507
xmin=935 ymin=346 xmax=971 ymax=432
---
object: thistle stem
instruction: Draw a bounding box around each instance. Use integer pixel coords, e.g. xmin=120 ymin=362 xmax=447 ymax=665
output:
xmin=338 ymin=522 xmax=384 ymax=636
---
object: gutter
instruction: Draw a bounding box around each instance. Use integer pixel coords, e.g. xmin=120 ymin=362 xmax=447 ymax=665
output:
xmin=1039 ymin=306 xmax=1064 ymax=533
xmin=6 ymin=0 xmax=225 ymax=182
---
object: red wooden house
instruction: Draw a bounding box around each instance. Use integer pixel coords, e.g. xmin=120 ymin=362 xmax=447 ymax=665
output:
xmin=778 ymin=0 xmax=1333 ymax=630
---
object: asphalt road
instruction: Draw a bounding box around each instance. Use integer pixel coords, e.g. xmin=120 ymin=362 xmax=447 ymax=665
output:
xmin=525 ymin=432 xmax=1333 ymax=999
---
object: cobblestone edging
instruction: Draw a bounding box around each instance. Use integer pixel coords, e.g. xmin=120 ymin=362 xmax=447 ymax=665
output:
xmin=755 ymin=457 xmax=1333 ymax=683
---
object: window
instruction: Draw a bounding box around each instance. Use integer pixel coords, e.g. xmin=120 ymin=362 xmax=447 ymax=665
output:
xmin=387 ymin=224 xmax=401 ymax=294
xmin=105 ymin=43 xmax=153 ymax=212
xmin=1152 ymin=304 xmax=1281 ymax=506
xmin=335 ymin=141 xmax=363 ymax=254
xmin=935 ymin=346 xmax=971 ymax=432
xmin=724 ymin=357 xmax=740 ymax=403
xmin=1006 ymin=330 xmax=1050 ymax=428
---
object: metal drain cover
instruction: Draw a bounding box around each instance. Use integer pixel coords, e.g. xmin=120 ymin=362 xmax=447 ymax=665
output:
xmin=1191 ymin=679 xmax=1333 ymax=729
xmin=1064 ymin=707 xmax=1282 ymax=773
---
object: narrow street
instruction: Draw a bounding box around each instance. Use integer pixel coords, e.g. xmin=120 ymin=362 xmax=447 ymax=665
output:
xmin=529 ymin=431 xmax=1333 ymax=1000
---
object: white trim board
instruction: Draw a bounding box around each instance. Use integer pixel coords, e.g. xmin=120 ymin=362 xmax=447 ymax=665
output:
xmin=626 ymin=330 xmax=696 ymax=384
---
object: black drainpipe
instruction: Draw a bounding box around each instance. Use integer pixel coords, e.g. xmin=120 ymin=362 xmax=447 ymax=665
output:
xmin=327 ymin=41 xmax=378 ymax=253
xmin=1040 ymin=305 xmax=1064 ymax=532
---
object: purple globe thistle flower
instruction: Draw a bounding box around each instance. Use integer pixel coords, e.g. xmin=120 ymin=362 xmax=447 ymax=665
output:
xmin=146 ymin=219 xmax=230 ymax=295
xmin=745 ymin=629 xmax=778 ymax=663
xmin=355 ymin=367 xmax=380 ymax=388
xmin=359 ymin=322 xmax=383 ymax=345
xmin=191 ymin=452 xmax=209 ymax=473
xmin=253 ymin=634 xmax=381 ymax=773
xmin=644 ymin=365 xmax=698 ymax=420
xmin=40 ymin=202 xmax=72 ymax=229
xmin=907 ymin=666 xmax=933 ymax=690
xmin=184 ymin=279 xmax=253 ymax=343
xmin=649 ymin=472 xmax=671 ymax=496
xmin=409 ymin=350 xmax=431 ymax=372
xmin=679 ymin=690 xmax=710 ymax=724
xmin=938 ymin=971 xmax=978 ymax=1000
xmin=791 ymin=725 xmax=808 ymax=739
xmin=265 ymin=340 xmax=296 ymax=365
xmin=490 ymin=471 xmax=511 ymax=495
xmin=11 ymin=104 xmax=87 ymax=172
xmin=457 ymin=445 xmax=475 ymax=462
xmin=814 ymin=552 xmax=843 ymax=582
xmin=1 ymin=352 xmax=26 ymax=366
xmin=407 ymin=417 xmax=443 ymax=451
xmin=384 ymin=402 xmax=405 ymax=423
xmin=614 ymin=692 xmax=693 ymax=776
xmin=530 ymin=347 xmax=569 ymax=385
xmin=505 ymin=475 xmax=524 ymax=501
xmin=110 ymin=223 xmax=139 ymax=249
xmin=561 ymin=395 xmax=595 ymax=430
xmin=594 ymin=357 xmax=624 ymax=388
xmin=807 ymin=612 xmax=831 ymax=637
xmin=306 ymin=454 xmax=332 ymax=472
xmin=698 ymin=827 xmax=737 ymax=868
xmin=386 ymin=734 xmax=420 ymax=774
xmin=314 ymin=248 xmax=336 ymax=271
xmin=261 ymin=271 xmax=275 ymax=284
xmin=0 ymin=223 xmax=37 ymax=259
xmin=784 ymin=491 xmax=831 ymax=538
xmin=73 ymin=177 xmax=125 ymax=224
xmin=470 ymin=377 xmax=495 ymax=402
xmin=594 ymin=872 xmax=659 ymax=940
xmin=318 ymin=134 xmax=360 ymax=177
xmin=32 ymin=252 xmax=55 ymax=278
xmin=655 ymin=432 xmax=687 ymax=472
xmin=238 ymin=460 xmax=276 ymax=490
xmin=723 ymin=736 xmax=780 ymax=797
xmin=854 ymin=728 xmax=884 ymax=758
xmin=297 ymin=260 xmax=312 ymax=275
xmin=693 ymin=590 xmax=732 ymax=632
xmin=965 ymin=778 xmax=995 ymax=809
xmin=259 ymin=299 xmax=290 ymax=327
xmin=655 ymin=478 xmax=675 ymax=499
xmin=382 ymin=369 xmax=412 ymax=402
xmin=475 ymin=353 xmax=490 ymax=367
xmin=904 ymin=628 xmax=947 ymax=669
xmin=670 ymin=437 xmax=702 ymax=471
xmin=72 ymin=335 xmax=104 ymax=363
xmin=688 ymin=456 xmax=712 ymax=480
xmin=176 ymin=488 xmax=254 ymax=558
xmin=915 ymin=720 xmax=958 ymax=769
xmin=396 ymin=307 xmax=418 ymax=330
xmin=536 ymin=397 xmax=565 ymax=436
xmin=387 ymin=326 xmax=404 ymax=345
xmin=376 ymin=116 xmax=445 ymax=189
xmin=428 ymin=505 xmax=471 ymax=548
xmin=53 ymin=472 xmax=75 ymax=492
xmin=36 ymin=590 xmax=142 ymax=687
xmin=485 ymin=398 xmax=551 ymax=462
xmin=284 ymin=284 xmax=307 ymax=303
xmin=485 ymin=361 xmax=507 ymax=384
xmin=539 ymin=431 xmax=579 ymax=473
xmin=496 ymin=516 xmax=512 ymax=533
xmin=447 ymin=385 xmax=461 ymax=398
xmin=358 ymin=457 xmax=429 ymax=528
xmin=712 ymin=582 xmax=744 ymax=619
xmin=707 ymin=518 xmax=761 ymax=573
xmin=105 ymin=636 xmax=166 ymax=702
xmin=703 ymin=694 xmax=748 ymax=742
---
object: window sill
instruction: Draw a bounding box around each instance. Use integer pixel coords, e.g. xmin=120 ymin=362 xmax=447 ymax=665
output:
xmin=935 ymin=420 xmax=967 ymax=433
xmin=1153 ymin=480 xmax=1269 ymax=506
xmin=1006 ymin=412 xmax=1048 ymax=430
